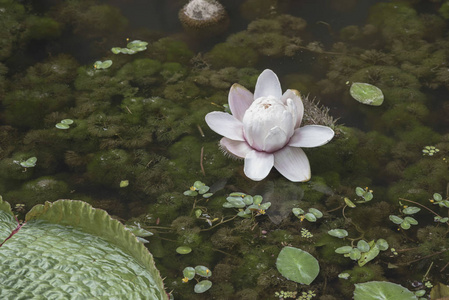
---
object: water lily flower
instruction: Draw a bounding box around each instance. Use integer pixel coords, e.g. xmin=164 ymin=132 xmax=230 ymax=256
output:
xmin=205 ymin=69 xmax=335 ymax=182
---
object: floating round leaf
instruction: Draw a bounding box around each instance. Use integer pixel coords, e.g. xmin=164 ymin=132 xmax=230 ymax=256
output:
xmin=195 ymin=266 xmax=212 ymax=278
xmin=183 ymin=267 xmax=195 ymax=280
xmin=304 ymin=212 xmax=317 ymax=222
xmin=308 ymin=208 xmax=323 ymax=218
xmin=292 ymin=208 xmax=305 ymax=216
xmin=402 ymin=206 xmax=420 ymax=214
xmin=176 ymin=246 xmax=192 ymax=255
xmin=194 ymin=280 xmax=212 ymax=293
xmin=328 ymin=229 xmax=348 ymax=238
xmin=120 ymin=180 xmax=129 ymax=187
xmin=354 ymin=281 xmax=417 ymax=300
xmin=350 ymin=82 xmax=384 ymax=106
xmin=56 ymin=123 xmax=70 ymax=129
xmin=433 ymin=193 xmax=443 ymax=201
xmin=60 ymin=119 xmax=74 ymax=125
xmin=276 ymin=246 xmax=319 ymax=285
xmin=357 ymin=240 xmax=370 ymax=252
xmin=20 ymin=157 xmax=37 ymax=168
xmin=335 ymin=246 xmax=353 ymax=254
xmin=389 ymin=215 xmax=403 ymax=224
xmin=376 ymin=239 xmax=389 ymax=251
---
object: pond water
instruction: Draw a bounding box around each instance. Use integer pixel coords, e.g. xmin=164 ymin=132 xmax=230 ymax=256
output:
xmin=1 ymin=0 xmax=449 ymax=299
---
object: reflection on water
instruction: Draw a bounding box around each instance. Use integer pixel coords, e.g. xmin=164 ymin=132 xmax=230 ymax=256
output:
xmin=1 ymin=0 xmax=449 ymax=298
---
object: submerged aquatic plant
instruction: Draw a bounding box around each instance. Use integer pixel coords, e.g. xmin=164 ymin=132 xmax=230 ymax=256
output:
xmin=205 ymin=69 xmax=334 ymax=182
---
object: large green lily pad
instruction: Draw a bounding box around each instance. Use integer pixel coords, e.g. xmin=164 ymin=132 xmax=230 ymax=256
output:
xmin=276 ymin=246 xmax=319 ymax=285
xmin=0 ymin=196 xmax=167 ymax=299
xmin=354 ymin=281 xmax=417 ymax=300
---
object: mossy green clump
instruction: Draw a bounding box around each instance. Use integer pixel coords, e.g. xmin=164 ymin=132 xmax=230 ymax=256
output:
xmin=0 ymin=0 xmax=26 ymax=60
xmin=368 ymin=2 xmax=425 ymax=42
xmin=117 ymin=58 xmax=162 ymax=87
xmin=55 ymin=3 xmax=128 ymax=39
xmin=5 ymin=176 xmax=70 ymax=208
xmin=86 ymin=149 xmax=131 ymax=187
xmin=205 ymin=43 xmax=259 ymax=69
xmin=23 ymin=16 xmax=61 ymax=40
xmin=149 ymin=38 xmax=194 ymax=64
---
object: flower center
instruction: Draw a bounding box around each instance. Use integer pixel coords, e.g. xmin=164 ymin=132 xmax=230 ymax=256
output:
xmin=242 ymin=96 xmax=296 ymax=152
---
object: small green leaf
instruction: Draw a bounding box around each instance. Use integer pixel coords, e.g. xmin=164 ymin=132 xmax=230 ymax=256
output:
xmin=202 ymin=193 xmax=213 ymax=198
xmin=376 ymin=239 xmax=389 ymax=251
xmin=195 ymin=266 xmax=212 ymax=278
xmin=195 ymin=209 xmax=202 ymax=218
xmin=55 ymin=123 xmax=70 ymax=129
xmin=259 ymin=202 xmax=271 ymax=210
xmin=183 ymin=267 xmax=195 ymax=280
xmin=308 ymin=208 xmax=323 ymax=218
xmin=94 ymin=60 xmax=113 ymax=69
xmin=184 ymin=190 xmax=198 ymax=197
xmin=350 ymin=82 xmax=384 ymax=106
xmin=242 ymin=195 xmax=253 ymax=205
xmin=20 ymin=157 xmax=37 ymax=168
xmin=304 ymin=213 xmax=317 ymax=222
xmin=194 ymin=280 xmax=212 ymax=293
xmin=402 ymin=206 xmax=420 ymax=214
xmin=120 ymin=180 xmax=129 ymax=188
xmin=355 ymin=187 xmax=365 ymax=196
xmin=400 ymin=220 xmax=411 ymax=230
xmin=433 ymin=193 xmax=442 ymax=201
xmin=253 ymin=195 xmax=263 ymax=205
xmin=357 ymin=240 xmax=370 ymax=252
xmin=338 ymin=272 xmax=350 ymax=279
xmin=349 ymin=248 xmax=362 ymax=260
xmin=344 ymin=197 xmax=356 ymax=208
xmin=198 ymin=185 xmax=210 ymax=194
xmin=292 ymin=208 xmax=305 ymax=216
xmin=404 ymin=216 xmax=418 ymax=225
xmin=328 ymin=229 xmax=348 ymax=238
xmin=335 ymin=246 xmax=353 ymax=254
xmin=176 ymin=246 xmax=192 ymax=255
xmin=225 ymin=197 xmax=246 ymax=208
xmin=222 ymin=202 xmax=234 ymax=208
xmin=389 ymin=215 xmax=403 ymax=224
xmin=60 ymin=119 xmax=74 ymax=125
xmin=111 ymin=47 xmax=121 ymax=54
xmin=127 ymin=40 xmax=148 ymax=49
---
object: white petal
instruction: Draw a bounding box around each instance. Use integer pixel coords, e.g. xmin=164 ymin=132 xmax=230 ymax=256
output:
xmin=282 ymin=89 xmax=304 ymax=128
xmin=288 ymin=125 xmax=335 ymax=148
xmin=220 ymin=138 xmax=252 ymax=158
xmin=244 ymin=150 xmax=274 ymax=181
xmin=274 ymin=146 xmax=311 ymax=182
xmin=263 ymin=126 xmax=288 ymax=153
xmin=205 ymin=112 xmax=244 ymax=141
xmin=228 ymin=84 xmax=254 ymax=122
xmin=254 ymin=69 xmax=282 ymax=100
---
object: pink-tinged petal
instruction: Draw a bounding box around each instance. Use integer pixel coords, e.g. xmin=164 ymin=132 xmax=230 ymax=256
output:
xmin=244 ymin=150 xmax=274 ymax=181
xmin=288 ymin=125 xmax=335 ymax=148
xmin=274 ymin=146 xmax=311 ymax=182
xmin=228 ymin=83 xmax=254 ymax=122
xmin=220 ymin=137 xmax=252 ymax=159
xmin=205 ymin=112 xmax=244 ymax=141
xmin=263 ymin=126 xmax=288 ymax=153
xmin=282 ymin=89 xmax=304 ymax=128
xmin=254 ymin=69 xmax=282 ymax=100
